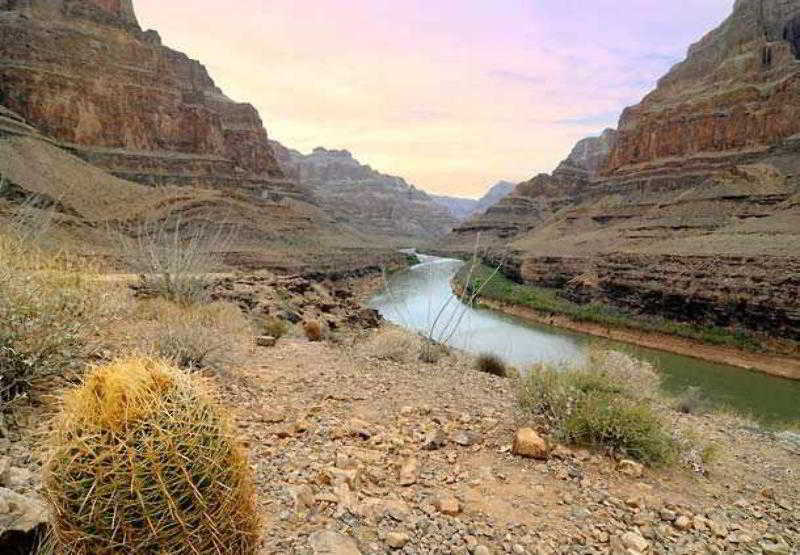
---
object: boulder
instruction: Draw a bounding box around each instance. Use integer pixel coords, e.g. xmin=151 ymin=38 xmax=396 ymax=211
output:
xmin=617 ymin=459 xmax=644 ymax=478
xmin=309 ymin=530 xmax=362 ymax=555
xmin=398 ymin=458 xmax=418 ymax=486
xmin=256 ymin=335 xmax=277 ymax=347
xmin=511 ymin=428 xmax=549 ymax=459
xmin=0 ymin=488 xmax=48 ymax=554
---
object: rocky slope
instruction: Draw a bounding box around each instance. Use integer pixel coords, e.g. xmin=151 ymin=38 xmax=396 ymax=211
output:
xmin=434 ymin=181 xmax=516 ymax=223
xmin=447 ymin=0 xmax=800 ymax=343
xmin=451 ymin=130 xmax=617 ymax=241
xmin=432 ymin=195 xmax=478 ymax=221
xmin=0 ymin=0 xmax=309 ymax=202
xmin=272 ymin=143 xmax=457 ymax=241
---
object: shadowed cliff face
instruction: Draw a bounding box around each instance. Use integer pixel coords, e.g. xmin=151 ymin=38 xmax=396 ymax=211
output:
xmin=0 ymin=0 xmax=311 ymax=202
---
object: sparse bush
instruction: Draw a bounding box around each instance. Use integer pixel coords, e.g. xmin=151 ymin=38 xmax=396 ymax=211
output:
xmin=361 ymin=327 xmax=421 ymax=363
xmin=563 ymin=392 xmax=675 ymax=464
xmin=260 ymin=316 xmax=289 ymax=339
xmin=134 ymin=299 xmax=252 ymax=374
xmin=303 ymin=320 xmax=323 ymax=342
xmin=43 ymin=358 xmax=259 ymax=554
xmin=476 ymin=353 xmax=507 ymax=377
xmin=0 ymin=236 xmax=103 ymax=408
xmin=519 ymin=351 xmax=675 ymax=464
xmin=114 ymin=215 xmax=234 ymax=305
xmin=419 ymin=340 xmax=448 ymax=364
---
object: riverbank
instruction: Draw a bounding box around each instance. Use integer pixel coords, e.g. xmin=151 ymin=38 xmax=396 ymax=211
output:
xmin=452 ymin=266 xmax=800 ymax=381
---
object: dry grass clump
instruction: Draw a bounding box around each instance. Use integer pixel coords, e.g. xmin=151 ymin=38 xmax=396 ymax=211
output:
xmin=132 ymin=299 xmax=252 ymax=374
xmin=258 ymin=316 xmax=290 ymax=339
xmin=43 ymin=357 xmax=259 ymax=554
xmin=360 ymin=327 xmax=422 ymax=363
xmin=303 ymin=320 xmax=324 ymax=342
xmin=475 ymin=353 xmax=507 ymax=377
xmin=114 ymin=216 xmax=233 ymax=305
xmin=419 ymin=340 xmax=449 ymax=364
xmin=519 ymin=350 xmax=675 ymax=465
xmin=0 ymin=234 xmax=108 ymax=408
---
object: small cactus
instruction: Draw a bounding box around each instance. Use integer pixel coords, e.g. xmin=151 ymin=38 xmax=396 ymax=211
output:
xmin=43 ymin=358 xmax=259 ymax=554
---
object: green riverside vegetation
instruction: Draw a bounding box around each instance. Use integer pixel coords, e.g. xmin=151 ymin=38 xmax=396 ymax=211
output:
xmin=456 ymin=263 xmax=764 ymax=352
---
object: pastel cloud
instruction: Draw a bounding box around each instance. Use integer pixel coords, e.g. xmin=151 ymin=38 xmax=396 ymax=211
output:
xmin=134 ymin=0 xmax=732 ymax=198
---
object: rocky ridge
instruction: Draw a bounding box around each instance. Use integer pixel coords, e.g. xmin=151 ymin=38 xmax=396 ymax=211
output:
xmin=434 ymin=181 xmax=517 ymax=223
xmin=446 ymin=0 xmax=800 ymax=343
xmin=271 ymin=143 xmax=457 ymax=240
xmin=452 ymin=130 xmax=617 ymax=240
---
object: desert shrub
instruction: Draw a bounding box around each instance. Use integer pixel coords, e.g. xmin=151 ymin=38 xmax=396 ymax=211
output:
xmin=259 ymin=316 xmax=289 ymax=339
xmin=303 ymin=320 xmax=323 ymax=342
xmin=519 ymin=351 xmax=675 ymax=464
xmin=475 ymin=353 xmax=507 ymax=377
xmin=134 ymin=299 xmax=252 ymax=373
xmin=563 ymin=393 xmax=675 ymax=464
xmin=43 ymin=358 xmax=259 ymax=554
xmin=360 ymin=327 xmax=421 ymax=363
xmin=114 ymin=216 xmax=234 ymax=305
xmin=0 ymin=236 xmax=103 ymax=407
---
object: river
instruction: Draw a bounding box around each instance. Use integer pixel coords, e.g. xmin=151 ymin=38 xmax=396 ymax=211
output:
xmin=368 ymin=254 xmax=800 ymax=425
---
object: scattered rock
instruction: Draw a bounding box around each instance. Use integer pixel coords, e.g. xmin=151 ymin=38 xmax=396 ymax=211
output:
xmin=708 ymin=519 xmax=729 ymax=538
xmin=621 ymin=531 xmax=649 ymax=553
xmin=674 ymin=515 xmax=691 ymax=530
xmin=433 ymin=492 xmax=461 ymax=516
xmin=348 ymin=418 xmax=373 ymax=440
xmin=256 ymin=335 xmax=277 ymax=347
xmin=452 ymin=431 xmax=482 ymax=447
xmin=398 ymin=457 xmax=418 ymax=486
xmin=0 ymin=488 xmax=48 ymax=553
xmin=291 ymin=484 xmax=316 ymax=513
xmin=422 ymin=429 xmax=448 ymax=451
xmin=761 ymin=537 xmax=791 ymax=555
xmin=309 ymin=529 xmax=362 ymax=554
xmin=617 ymin=459 xmax=644 ymax=478
xmin=511 ymin=428 xmax=548 ymax=459
xmin=474 ymin=546 xmax=491 ymax=555
xmin=385 ymin=532 xmax=410 ymax=549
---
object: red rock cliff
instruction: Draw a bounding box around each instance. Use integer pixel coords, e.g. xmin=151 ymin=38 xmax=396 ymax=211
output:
xmin=0 ymin=0 xmax=307 ymax=200
xmin=607 ymin=0 xmax=800 ymax=175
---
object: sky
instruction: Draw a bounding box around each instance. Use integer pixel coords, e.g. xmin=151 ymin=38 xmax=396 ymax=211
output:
xmin=135 ymin=1 xmax=733 ymax=198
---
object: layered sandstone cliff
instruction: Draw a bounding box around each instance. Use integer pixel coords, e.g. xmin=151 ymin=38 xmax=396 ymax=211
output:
xmin=447 ymin=0 xmax=800 ymax=342
xmin=451 ymin=130 xmax=617 ymax=241
xmin=0 ymin=0 xmax=309 ymax=201
xmin=272 ymin=144 xmax=457 ymax=240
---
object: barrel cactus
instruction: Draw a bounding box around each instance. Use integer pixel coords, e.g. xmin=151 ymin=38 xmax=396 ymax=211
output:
xmin=43 ymin=358 xmax=259 ymax=554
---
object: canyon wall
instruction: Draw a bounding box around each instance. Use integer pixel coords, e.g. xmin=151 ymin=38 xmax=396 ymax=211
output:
xmin=447 ymin=0 xmax=800 ymax=342
xmin=0 ymin=0 xmax=310 ymax=201
xmin=272 ymin=144 xmax=457 ymax=240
